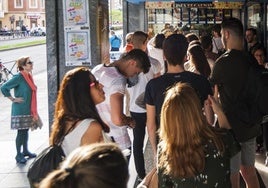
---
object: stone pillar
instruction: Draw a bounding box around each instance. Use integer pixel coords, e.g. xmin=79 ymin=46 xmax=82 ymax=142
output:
xmin=45 ymin=0 xmax=109 ymax=130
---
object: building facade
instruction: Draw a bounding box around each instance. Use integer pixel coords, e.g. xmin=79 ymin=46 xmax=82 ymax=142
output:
xmin=0 ymin=0 xmax=45 ymax=30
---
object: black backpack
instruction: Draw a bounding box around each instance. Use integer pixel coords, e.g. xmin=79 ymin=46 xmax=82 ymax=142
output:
xmin=27 ymin=145 xmax=65 ymax=187
xmin=27 ymin=124 xmax=76 ymax=187
xmin=236 ymin=63 xmax=268 ymax=127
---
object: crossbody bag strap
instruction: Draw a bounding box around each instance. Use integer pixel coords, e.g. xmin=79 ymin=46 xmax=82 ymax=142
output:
xmin=58 ymin=119 xmax=80 ymax=146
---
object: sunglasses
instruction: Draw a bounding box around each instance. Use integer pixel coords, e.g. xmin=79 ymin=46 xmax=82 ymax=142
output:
xmin=26 ymin=61 xmax=33 ymax=65
xmin=90 ymin=80 xmax=100 ymax=88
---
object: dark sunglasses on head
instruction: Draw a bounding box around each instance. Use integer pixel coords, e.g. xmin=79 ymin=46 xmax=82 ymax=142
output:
xmin=26 ymin=61 xmax=33 ymax=65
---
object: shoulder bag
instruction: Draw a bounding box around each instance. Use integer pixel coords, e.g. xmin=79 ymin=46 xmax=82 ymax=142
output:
xmin=27 ymin=125 xmax=75 ymax=187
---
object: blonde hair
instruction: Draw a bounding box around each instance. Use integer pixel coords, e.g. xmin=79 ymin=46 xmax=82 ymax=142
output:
xmin=159 ymin=82 xmax=224 ymax=178
xmin=16 ymin=56 xmax=30 ymax=71
xmin=125 ymin=32 xmax=133 ymax=43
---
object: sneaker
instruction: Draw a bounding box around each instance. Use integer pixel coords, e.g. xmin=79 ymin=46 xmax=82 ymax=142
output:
xmin=15 ymin=153 xmax=27 ymax=164
xmin=23 ymin=151 xmax=37 ymax=158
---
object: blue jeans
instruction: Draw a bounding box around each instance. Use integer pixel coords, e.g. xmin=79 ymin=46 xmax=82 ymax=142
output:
xmin=131 ymin=112 xmax=146 ymax=179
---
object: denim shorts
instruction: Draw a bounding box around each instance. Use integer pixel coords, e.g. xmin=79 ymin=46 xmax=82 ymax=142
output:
xmin=230 ymin=137 xmax=256 ymax=174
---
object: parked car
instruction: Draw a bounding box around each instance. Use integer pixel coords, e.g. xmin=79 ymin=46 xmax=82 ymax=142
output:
xmin=0 ymin=29 xmax=12 ymax=36
xmin=30 ymin=27 xmax=46 ymax=36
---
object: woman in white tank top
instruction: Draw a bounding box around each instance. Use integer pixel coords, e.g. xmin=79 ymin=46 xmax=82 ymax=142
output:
xmin=49 ymin=67 xmax=111 ymax=156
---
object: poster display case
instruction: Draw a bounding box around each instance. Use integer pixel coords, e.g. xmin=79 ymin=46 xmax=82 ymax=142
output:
xmin=63 ymin=0 xmax=91 ymax=66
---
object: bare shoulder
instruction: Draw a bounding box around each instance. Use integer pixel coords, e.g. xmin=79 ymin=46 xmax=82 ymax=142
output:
xmin=87 ymin=120 xmax=102 ymax=131
xmin=81 ymin=120 xmax=103 ymax=145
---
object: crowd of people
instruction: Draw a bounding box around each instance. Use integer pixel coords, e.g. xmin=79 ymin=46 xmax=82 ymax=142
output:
xmin=0 ymin=24 xmax=45 ymax=37
xmin=1 ymin=17 xmax=268 ymax=188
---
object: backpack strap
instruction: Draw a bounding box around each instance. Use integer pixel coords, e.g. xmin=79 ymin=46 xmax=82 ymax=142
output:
xmin=58 ymin=120 xmax=80 ymax=146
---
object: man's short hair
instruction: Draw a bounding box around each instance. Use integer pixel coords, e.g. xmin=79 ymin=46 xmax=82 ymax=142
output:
xmin=221 ymin=18 xmax=244 ymax=38
xmin=163 ymin=34 xmax=188 ymax=66
xmin=185 ymin=33 xmax=199 ymax=43
xmin=246 ymin=28 xmax=257 ymax=36
xmin=154 ymin=33 xmax=165 ymax=49
xmin=132 ymin=31 xmax=148 ymax=47
xmin=212 ymin=24 xmax=221 ymax=35
xmin=200 ymin=35 xmax=212 ymax=50
xmin=121 ymin=49 xmax=151 ymax=73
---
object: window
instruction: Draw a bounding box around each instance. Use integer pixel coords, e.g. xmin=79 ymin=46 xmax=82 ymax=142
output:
xmin=29 ymin=0 xmax=37 ymax=8
xmin=15 ymin=0 xmax=23 ymax=8
xmin=41 ymin=0 xmax=45 ymax=8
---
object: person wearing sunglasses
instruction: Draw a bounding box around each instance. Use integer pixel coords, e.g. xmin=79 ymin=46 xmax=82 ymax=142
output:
xmin=1 ymin=56 xmax=41 ymax=164
xmin=49 ymin=67 xmax=111 ymax=158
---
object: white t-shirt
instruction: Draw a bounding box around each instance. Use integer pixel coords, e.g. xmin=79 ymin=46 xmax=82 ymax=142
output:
xmin=62 ymin=119 xmax=94 ymax=156
xmin=92 ymin=64 xmax=131 ymax=150
xmin=147 ymin=42 xmax=165 ymax=75
xmin=212 ymin=37 xmax=224 ymax=54
xmin=127 ymin=56 xmax=161 ymax=113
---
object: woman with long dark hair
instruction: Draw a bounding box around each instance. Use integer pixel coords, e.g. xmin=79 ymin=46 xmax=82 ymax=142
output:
xmin=187 ymin=40 xmax=211 ymax=78
xmin=50 ymin=67 xmax=110 ymax=156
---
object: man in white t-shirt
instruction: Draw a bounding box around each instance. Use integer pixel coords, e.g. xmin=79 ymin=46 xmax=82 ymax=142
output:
xmin=127 ymin=31 xmax=161 ymax=182
xmin=92 ymin=49 xmax=151 ymax=162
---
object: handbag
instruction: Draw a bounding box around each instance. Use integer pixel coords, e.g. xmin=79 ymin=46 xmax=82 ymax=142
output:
xmin=31 ymin=114 xmax=43 ymax=130
xmin=27 ymin=125 xmax=75 ymax=187
xmin=27 ymin=145 xmax=65 ymax=187
xmin=137 ymin=167 xmax=158 ymax=188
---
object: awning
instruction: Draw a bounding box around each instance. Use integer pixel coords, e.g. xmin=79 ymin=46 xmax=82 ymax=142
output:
xmin=126 ymin=0 xmax=245 ymax=4
xmin=127 ymin=0 xmax=211 ymax=3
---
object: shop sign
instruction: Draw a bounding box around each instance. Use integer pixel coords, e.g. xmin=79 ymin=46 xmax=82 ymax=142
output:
xmin=176 ymin=3 xmax=213 ymax=8
xmin=145 ymin=2 xmax=174 ymax=9
xmin=27 ymin=14 xmax=41 ymax=19
xmin=213 ymin=2 xmax=243 ymax=9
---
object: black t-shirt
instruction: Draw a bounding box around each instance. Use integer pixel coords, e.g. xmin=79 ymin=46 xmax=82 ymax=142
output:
xmin=210 ymin=49 xmax=260 ymax=142
xmin=145 ymin=71 xmax=212 ymax=126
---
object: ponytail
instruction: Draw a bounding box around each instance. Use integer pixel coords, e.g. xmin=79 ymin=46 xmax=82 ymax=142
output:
xmin=39 ymin=168 xmax=75 ymax=188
